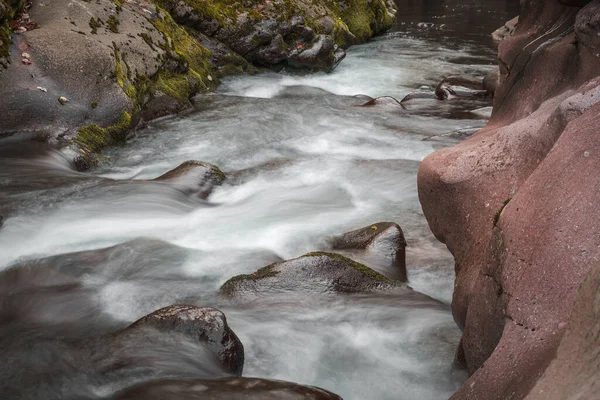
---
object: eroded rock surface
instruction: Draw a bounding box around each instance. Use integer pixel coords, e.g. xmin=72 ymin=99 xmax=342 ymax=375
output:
xmin=418 ymin=1 xmax=600 ymax=398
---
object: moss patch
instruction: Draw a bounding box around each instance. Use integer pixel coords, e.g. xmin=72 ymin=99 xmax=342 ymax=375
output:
xmin=304 ymin=251 xmax=396 ymax=283
xmin=75 ymin=111 xmax=132 ymax=153
xmin=107 ymin=14 xmax=119 ymax=33
xmin=220 ymin=262 xmax=281 ymax=293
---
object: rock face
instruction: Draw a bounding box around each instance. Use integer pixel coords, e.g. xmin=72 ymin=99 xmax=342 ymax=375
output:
xmin=0 ymin=0 xmax=396 ymax=161
xmin=114 ymin=377 xmax=343 ymax=400
xmin=418 ymin=1 xmax=600 ymax=398
xmin=329 ymin=222 xmax=407 ymax=282
xmin=124 ymin=305 xmax=245 ymax=376
xmin=524 ymin=263 xmax=600 ymax=400
xmin=220 ymin=252 xmax=406 ymax=298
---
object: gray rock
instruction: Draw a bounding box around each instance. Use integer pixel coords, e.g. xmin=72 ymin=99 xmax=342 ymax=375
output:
xmin=124 ymin=305 xmax=245 ymax=376
xmin=329 ymin=222 xmax=408 ymax=282
xmin=152 ymin=161 xmax=226 ymax=199
xmin=113 ymin=376 xmax=343 ymax=400
xmin=220 ymin=252 xmax=407 ymax=299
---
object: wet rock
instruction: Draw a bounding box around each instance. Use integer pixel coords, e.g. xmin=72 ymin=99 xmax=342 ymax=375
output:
xmin=399 ymin=90 xmax=437 ymax=104
xmin=361 ymin=96 xmax=405 ymax=109
xmin=0 ymin=214 xmax=3 ymax=229
xmin=114 ymin=377 xmax=343 ymax=400
xmin=220 ymin=252 xmax=406 ymax=298
xmin=152 ymin=161 xmax=226 ymax=199
xmin=158 ymin=0 xmax=395 ymax=72
xmin=491 ymin=16 xmax=519 ymax=42
xmin=434 ymin=76 xmax=487 ymax=100
xmin=419 ymin=1 xmax=600 ymax=398
xmin=288 ymin=35 xmax=344 ymax=71
xmin=329 ymin=222 xmax=407 ymax=282
xmin=124 ymin=305 xmax=244 ymax=376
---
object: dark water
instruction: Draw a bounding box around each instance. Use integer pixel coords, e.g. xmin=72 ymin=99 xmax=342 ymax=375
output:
xmin=0 ymin=1 xmax=519 ymax=399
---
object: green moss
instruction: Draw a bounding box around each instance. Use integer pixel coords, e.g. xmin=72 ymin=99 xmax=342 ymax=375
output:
xmin=221 ymin=262 xmax=281 ymax=291
xmin=493 ymin=198 xmax=512 ymax=227
xmin=304 ymin=251 xmax=396 ymax=283
xmin=91 ymin=101 xmax=98 ymax=109
xmin=107 ymin=14 xmax=119 ymax=33
xmin=112 ymin=44 xmax=125 ymax=88
xmin=75 ymin=111 xmax=132 ymax=153
xmin=152 ymin=8 xmax=215 ymax=91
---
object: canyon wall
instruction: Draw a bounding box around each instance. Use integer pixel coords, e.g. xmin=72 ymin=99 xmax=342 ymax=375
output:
xmin=418 ymin=0 xmax=600 ymax=398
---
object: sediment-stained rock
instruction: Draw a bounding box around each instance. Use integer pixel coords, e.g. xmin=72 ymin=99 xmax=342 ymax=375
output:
xmin=418 ymin=1 xmax=600 ymax=398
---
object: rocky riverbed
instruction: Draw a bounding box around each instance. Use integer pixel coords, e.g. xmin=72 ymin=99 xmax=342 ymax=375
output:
xmin=1 ymin=0 xmax=598 ymax=399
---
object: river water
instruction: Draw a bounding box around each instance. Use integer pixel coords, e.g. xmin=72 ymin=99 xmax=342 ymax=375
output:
xmin=0 ymin=1 xmax=518 ymax=399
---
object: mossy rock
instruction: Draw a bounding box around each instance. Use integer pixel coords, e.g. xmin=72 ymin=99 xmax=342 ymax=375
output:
xmin=152 ymin=160 xmax=226 ymax=199
xmin=220 ymin=251 xmax=407 ymax=298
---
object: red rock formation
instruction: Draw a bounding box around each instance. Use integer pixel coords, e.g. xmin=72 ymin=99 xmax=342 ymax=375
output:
xmin=418 ymin=0 xmax=600 ymax=398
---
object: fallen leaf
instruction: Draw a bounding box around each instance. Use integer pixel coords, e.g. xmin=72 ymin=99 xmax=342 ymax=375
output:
xmin=58 ymin=96 xmax=69 ymax=105
xmin=22 ymin=58 xmax=31 ymax=65
xmin=22 ymin=52 xmax=30 ymax=58
xmin=37 ymin=86 xmax=47 ymax=92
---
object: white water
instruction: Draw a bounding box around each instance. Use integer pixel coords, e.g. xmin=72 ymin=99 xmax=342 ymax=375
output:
xmin=0 ymin=4 xmax=518 ymax=398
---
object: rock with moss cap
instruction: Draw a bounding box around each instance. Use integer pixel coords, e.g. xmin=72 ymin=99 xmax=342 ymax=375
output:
xmin=154 ymin=0 xmax=396 ymax=72
xmin=328 ymin=222 xmax=407 ymax=282
xmin=0 ymin=0 xmax=219 ymax=162
xmin=113 ymin=376 xmax=343 ymax=400
xmin=152 ymin=160 xmax=226 ymax=199
xmin=220 ymin=251 xmax=407 ymax=298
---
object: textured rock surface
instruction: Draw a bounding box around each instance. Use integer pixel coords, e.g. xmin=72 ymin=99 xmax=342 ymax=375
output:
xmin=220 ymin=251 xmax=407 ymax=298
xmin=418 ymin=1 xmax=600 ymax=398
xmin=524 ymin=263 xmax=600 ymax=400
xmin=0 ymin=0 xmax=396 ymax=161
xmin=114 ymin=377 xmax=343 ymax=400
xmin=124 ymin=305 xmax=245 ymax=376
xmin=329 ymin=222 xmax=407 ymax=281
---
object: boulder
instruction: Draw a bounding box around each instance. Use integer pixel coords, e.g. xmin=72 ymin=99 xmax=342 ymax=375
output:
xmin=155 ymin=0 xmax=396 ymax=72
xmin=152 ymin=161 xmax=226 ymax=199
xmin=114 ymin=377 xmax=343 ymax=400
xmin=124 ymin=305 xmax=244 ymax=376
xmin=220 ymin=252 xmax=406 ymax=298
xmin=329 ymin=222 xmax=407 ymax=282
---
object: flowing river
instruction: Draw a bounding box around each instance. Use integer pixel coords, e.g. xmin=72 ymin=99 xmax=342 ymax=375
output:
xmin=0 ymin=1 xmax=519 ymax=399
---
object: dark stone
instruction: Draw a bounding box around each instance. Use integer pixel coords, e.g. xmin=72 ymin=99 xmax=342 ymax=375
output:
xmin=435 ymin=76 xmax=487 ymax=100
xmin=113 ymin=377 xmax=343 ymax=400
xmin=124 ymin=305 xmax=245 ymax=376
xmin=329 ymin=222 xmax=407 ymax=282
xmin=361 ymin=96 xmax=405 ymax=109
xmin=152 ymin=160 xmax=226 ymax=199
xmin=220 ymin=252 xmax=407 ymax=299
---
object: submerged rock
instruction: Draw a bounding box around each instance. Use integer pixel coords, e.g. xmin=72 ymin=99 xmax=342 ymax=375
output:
xmin=123 ymin=305 xmax=244 ymax=376
xmin=360 ymin=96 xmax=406 ymax=109
xmin=152 ymin=160 xmax=226 ymax=199
xmin=220 ymin=252 xmax=406 ymax=298
xmin=114 ymin=377 xmax=343 ymax=400
xmin=329 ymin=222 xmax=407 ymax=282
xmin=434 ymin=76 xmax=488 ymax=100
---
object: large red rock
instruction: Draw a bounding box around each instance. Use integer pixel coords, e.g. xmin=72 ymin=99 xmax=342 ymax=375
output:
xmin=418 ymin=0 xmax=600 ymax=398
